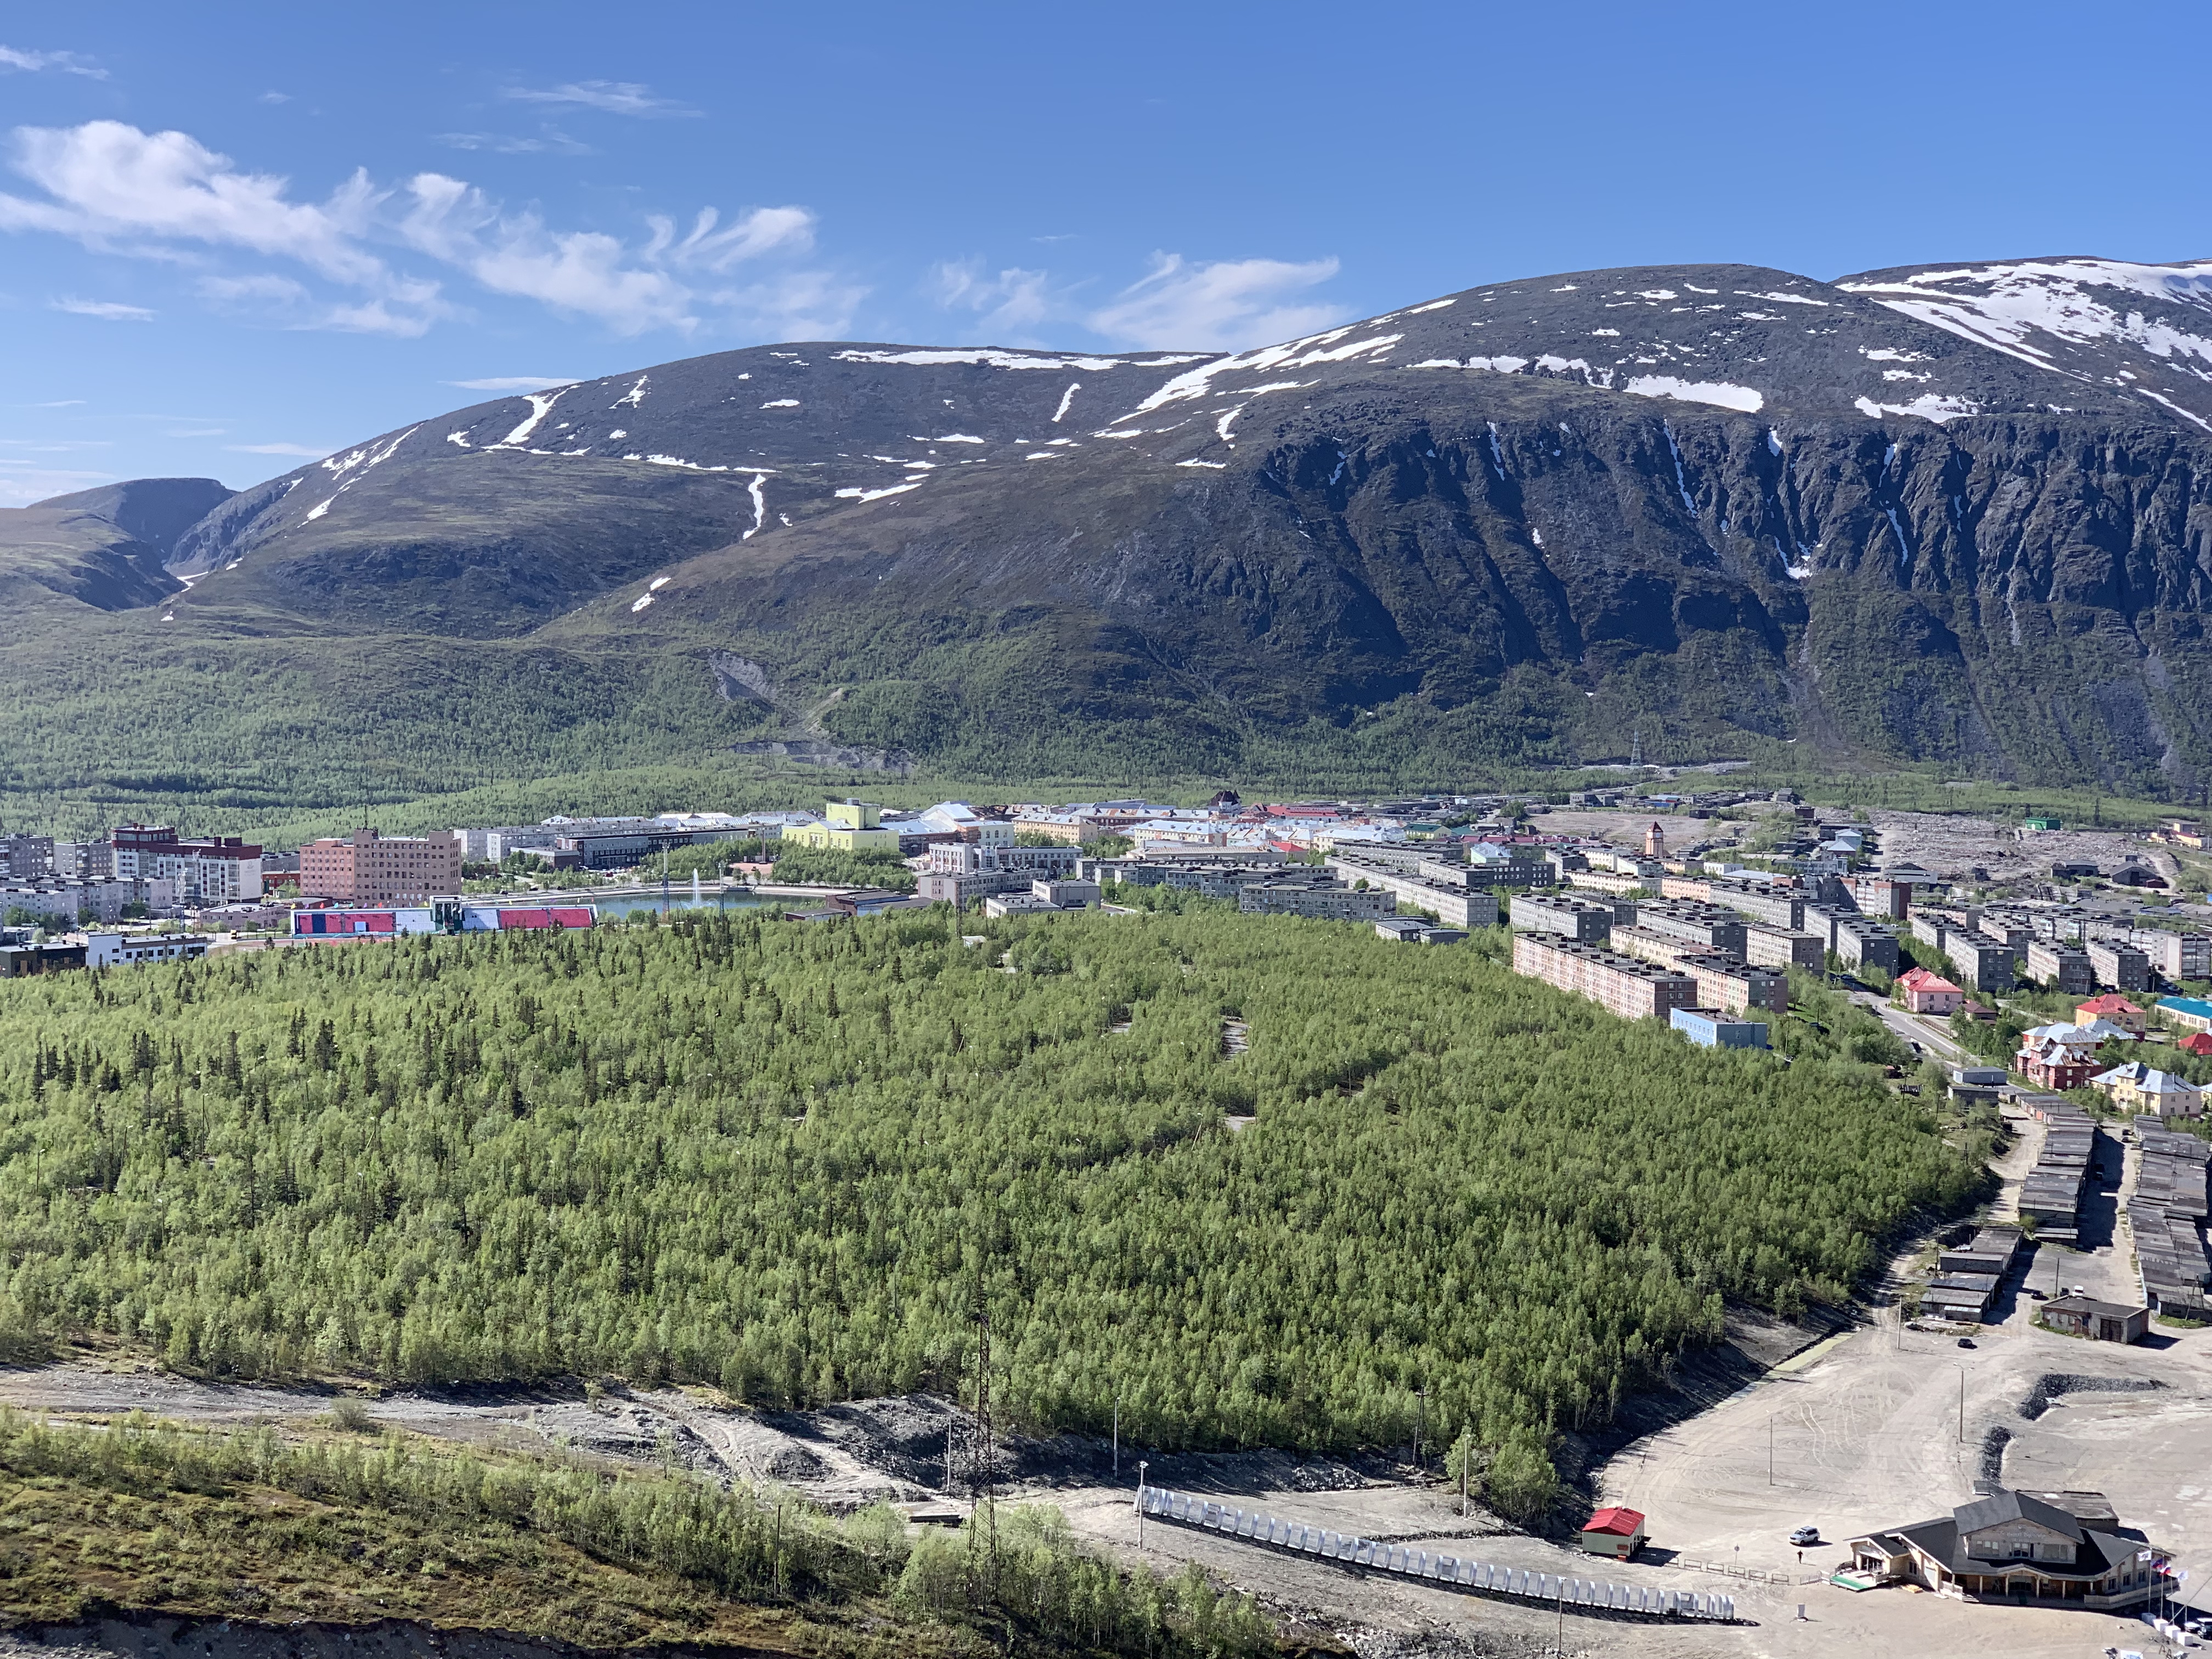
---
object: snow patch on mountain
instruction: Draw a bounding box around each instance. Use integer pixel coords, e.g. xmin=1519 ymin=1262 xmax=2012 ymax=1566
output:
xmin=1623 ymin=377 xmax=1764 ymax=413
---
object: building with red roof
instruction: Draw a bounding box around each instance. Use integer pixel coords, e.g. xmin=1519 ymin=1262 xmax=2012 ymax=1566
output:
xmin=1899 ymin=966 xmax=1965 ymax=1015
xmin=2179 ymin=1032 xmax=2212 ymax=1059
xmin=2075 ymin=994 xmax=2147 ymax=1035
xmin=1579 ymin=1506 xmax=1647 ymax=1560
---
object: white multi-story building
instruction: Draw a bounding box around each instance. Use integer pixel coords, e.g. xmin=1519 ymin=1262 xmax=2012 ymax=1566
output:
xmin=111 ymin=825 xmax=263 ymax=902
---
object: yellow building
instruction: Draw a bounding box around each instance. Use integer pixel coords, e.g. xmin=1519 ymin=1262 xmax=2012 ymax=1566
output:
xmin=784 ymin=799 xmax=904 ymax=854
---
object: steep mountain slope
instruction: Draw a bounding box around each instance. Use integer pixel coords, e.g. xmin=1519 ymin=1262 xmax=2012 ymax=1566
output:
xmin=0 ymin=478 xmax=229 ymax=620
xmin=6 ymin=257 xmax=2212 ymax=808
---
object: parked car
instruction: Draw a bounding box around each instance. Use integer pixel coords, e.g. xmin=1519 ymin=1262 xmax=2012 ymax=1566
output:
xmin=1788 ymin=1524 xmax=1820 ymax=1547
xmin=1956 ymin=1336 xmax=1976 ymax=1349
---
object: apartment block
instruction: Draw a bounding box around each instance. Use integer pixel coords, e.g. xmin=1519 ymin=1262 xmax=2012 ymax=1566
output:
xmin=2132 ymin=930 xmax=2212 ymax=983
xmin=1633 ymin=901 xmax=1748 ymax=958
xmin=1508 ymin=893 xmax=1614 ymax=943
xmin=1706 ymin=880 xmax=1804 ymax=932
xmin=298 ymin=828 xmax=462 ymax=905
xmin=2086 ymin=941 xmax=2151 ymax=993
xmin=1238 ymin=881 xmax=1397 ymax=921
xmin=110 ymin=823 xmax=263 ymax=902
xmin=1945 ymin=936 xmax=2017 ymax=994
xmin=2025 ymin=941 xmax=2095 ymax=994
xmin=1745 ymin=924 xmax=1824 ymax=972
xmin=1673 ymin=952 xmax=1790 ymax=1016
xmin=1511 ymin=933 xmax=1700 ymax=1022
xmin=1326 ymin=856 xmax=1500 ymax=930
xmin=1835 ymin=922 xmax=1899 ymax=974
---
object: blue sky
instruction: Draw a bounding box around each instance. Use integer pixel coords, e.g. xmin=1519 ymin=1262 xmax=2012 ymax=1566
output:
xmin=4 ymin=1 xmax=2206 ymax=502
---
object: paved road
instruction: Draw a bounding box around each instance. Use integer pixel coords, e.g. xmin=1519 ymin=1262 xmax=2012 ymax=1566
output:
xmin=1850 ymin=990 xmax=1971 ymax=1067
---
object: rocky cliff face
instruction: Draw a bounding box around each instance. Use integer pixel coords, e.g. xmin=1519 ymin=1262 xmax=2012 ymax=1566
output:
xmin=12 ymin=257 xmax=2212 ymax=793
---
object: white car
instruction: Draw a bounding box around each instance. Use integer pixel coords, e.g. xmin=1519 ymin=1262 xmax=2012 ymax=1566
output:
xmin=1788 ymin=1524 xmax=1820 ymax=1547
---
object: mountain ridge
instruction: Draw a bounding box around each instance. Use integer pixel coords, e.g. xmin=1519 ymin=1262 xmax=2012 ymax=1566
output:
xmin=5 ymin=252 xmax=2212 ymax=808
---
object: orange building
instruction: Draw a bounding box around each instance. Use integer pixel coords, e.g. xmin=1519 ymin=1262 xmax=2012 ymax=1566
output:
xmin=298 ymin=828 xmax=463 ymax=905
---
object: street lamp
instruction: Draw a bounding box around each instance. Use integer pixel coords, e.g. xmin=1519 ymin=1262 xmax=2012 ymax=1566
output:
xmin=1135 ymin=1461 xmax=1148 ymax=1548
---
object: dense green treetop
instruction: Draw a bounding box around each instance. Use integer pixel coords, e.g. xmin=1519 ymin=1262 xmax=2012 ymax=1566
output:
xmin=0 ymin=910 xmax=1984 ymax=1500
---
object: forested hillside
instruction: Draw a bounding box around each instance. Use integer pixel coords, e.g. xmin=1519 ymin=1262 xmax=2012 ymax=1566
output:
xmin=0 ymin=911 xmax=1987 ymax=1502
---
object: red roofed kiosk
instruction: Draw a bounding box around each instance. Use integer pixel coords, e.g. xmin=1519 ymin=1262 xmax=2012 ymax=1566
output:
xmin=1579 ymin=1505 xmax=1647 ymax=1560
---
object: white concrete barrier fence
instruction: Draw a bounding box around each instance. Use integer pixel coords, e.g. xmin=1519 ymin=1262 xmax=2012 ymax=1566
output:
xmin=1137 ymin=1485 xmax=1739 ymax=1624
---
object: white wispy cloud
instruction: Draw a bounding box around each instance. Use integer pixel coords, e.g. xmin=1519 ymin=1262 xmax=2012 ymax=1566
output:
xmin=1088 ymin=253 xmax=1345 ymax=351
xmin=0 ymin=121 xmax=391 ymax=285
xmin=0 ymin=119 xmax=843 ymax=340
xmin=0 ymin=45 xmax=105 ymax=79
xmin=932 ymin=258 xmax=1057 ymax=341
xmin=436 ymin=128 xmax=593 ymax=156
xmin=53 ymin=296 xmax=154 ymax=320
xmin=227 ymin=442 xmax=332 ymax=456
xmin=258 ymin=92 xmax=291 ymax=105
xmin=709 ymin=269 xmax=868 ymax=340
xmin=165 ymin=427 xmax=226 ymax=437
xmin=503 ymin=80 xmax=698 ymax=118
xmin=445 ymin=375 xmax=580 ymax=392
xmin=1 ymin=473 xmax=111 ymax=505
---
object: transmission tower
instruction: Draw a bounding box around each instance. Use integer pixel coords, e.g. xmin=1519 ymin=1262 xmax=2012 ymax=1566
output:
xmin=1629 ymin=726 xmax=1644 ymax=768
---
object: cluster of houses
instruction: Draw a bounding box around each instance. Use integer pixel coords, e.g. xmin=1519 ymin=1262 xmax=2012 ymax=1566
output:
xmin=1994 ymin=995 xmax=2208 ymax=1117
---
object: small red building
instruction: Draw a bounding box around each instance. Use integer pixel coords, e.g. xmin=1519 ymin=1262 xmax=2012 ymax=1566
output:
xmin=2179 ymin=1032 xmax=2212 ymax=1059
xmin=1578 ymin=1506 xmax=1647 ymax=1560
xmin=1899 ymin=967 xmax=1964 ymax=1015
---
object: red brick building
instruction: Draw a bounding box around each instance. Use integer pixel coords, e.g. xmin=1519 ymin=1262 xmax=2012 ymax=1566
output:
xmin=298 ymin=828 xmax=462 ymax=905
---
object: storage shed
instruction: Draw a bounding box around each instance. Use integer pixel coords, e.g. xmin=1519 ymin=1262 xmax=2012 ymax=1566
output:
xmin=1578 ymin=1506 xmax=1647 ymax=1560
xmin=2039 ymin=1295 xmax=2149 ymax=1345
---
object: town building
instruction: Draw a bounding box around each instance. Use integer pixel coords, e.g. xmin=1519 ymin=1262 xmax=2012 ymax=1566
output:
xmin=1898 ymin=967 xmax=1963 ymax=1015
xmin=1565 ymin=867 xmax=1652 ymax=899
xmin=981 ymin=877 xmax=1103 ymax=919
xmin=110 ymin=824 xmax=263 ymax=903
xmin=1743 ymin=923 xmax=1822 ymax=972
xmin=784 ymin=800 xmax=904 ymax=854
xmin=298 ymin=828 xmax=463 ymax=905
xmin=1510 ymin=933 xmax=1700 ymax=1022
xmin=2016 ymin=1029 xmax=2099 ymax=1092
xmin=1238 ymin=881 xmax=1397 ymax=921
xmin=1804 ymin=907 xmax=1899 ymax=973
xmin=2025 ymin=941 xmax=2095 ymax=994
xmin=1506 ymin=894 xmax=1613 ymax=943
xmin=1845 ymin=1488 xmax=2169 ymax=1608
xmin=1944 ymin=936 xmax=2016 ymax=993
xmin=2130 ymin=929 xmax=2211 ymax=983
xmin=81 ymin=933 xmax=213 ymax=968
xmin=1844 ymin=874 xmax=1912 ymax=919
xmin=1374 ymin=918 xmax=1465 ymax=944
xmin=1327 ymin=855 xmax=1500 ymax=930
xmin=0 ymin=833 xmax=54 ymax=879
xmin=2156 ymin=995 xmax=2212 ymax=1034
xmin=2085 ymin=940 xmax=2149 ymax=992
xmin=2074 ymin=994 xmax=2147 ymax=1035
xmin=1704 ymin=879 xmax=1804 ymax=932
xmin=0 ymin=939 xmax=88 ymax=976
xmin=1671 ymin=1007 xmax=1769 ymax=1049
xmin=2090 ymin=1063 xmax=2203 ymax=1118
xmin=1632 ymin=901 xmax=1747 ymax=958
xmin=2180 ymin=1032 xmax=2212 ymax=1059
